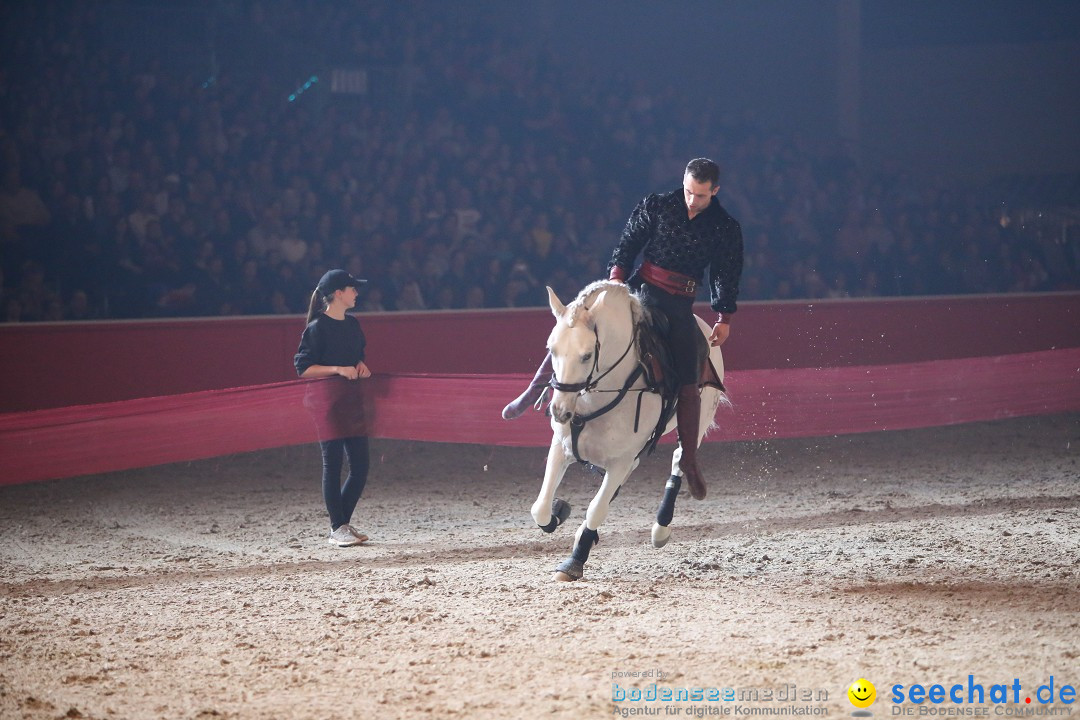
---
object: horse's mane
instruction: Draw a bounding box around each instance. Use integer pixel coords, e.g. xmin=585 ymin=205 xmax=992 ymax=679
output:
xmin=566 ymin=280 xmax=644 ymax=328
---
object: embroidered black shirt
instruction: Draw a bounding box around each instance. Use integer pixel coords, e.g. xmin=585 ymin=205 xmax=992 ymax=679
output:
xmin=609 ymin=189 xmax=744 ymax=314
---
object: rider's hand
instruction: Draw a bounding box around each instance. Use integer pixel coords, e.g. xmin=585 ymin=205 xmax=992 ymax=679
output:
xmin=709 ymin=323 xmax=730 ymax=347
xmin=355 ymin=361 xmax=372 ymax=379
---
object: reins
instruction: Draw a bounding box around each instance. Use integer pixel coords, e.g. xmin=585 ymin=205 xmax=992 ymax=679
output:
xmin=549 ymin=319 xmax=658 ymax=465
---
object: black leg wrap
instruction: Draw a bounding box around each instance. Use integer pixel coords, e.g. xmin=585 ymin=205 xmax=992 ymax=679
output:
xmin=538 ymin=498 xmax=572 ymax=533
xmin=656 ymin=474 xmax=681 ymax=527
xmin=556 ymin=527 xmax=599 ymax=580
xmin=555 ymin=557 xmax=584 ymax=580
xmin=571 ymin=527 xmax=600 ymax=564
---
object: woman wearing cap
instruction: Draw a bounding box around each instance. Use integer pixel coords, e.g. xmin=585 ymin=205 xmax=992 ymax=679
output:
xmin=294 ymin=269 xmax=373 ymax=547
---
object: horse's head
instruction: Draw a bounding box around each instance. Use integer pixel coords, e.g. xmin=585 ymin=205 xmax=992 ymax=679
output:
xmin=545 ymin=282 xmax=637 ymax=424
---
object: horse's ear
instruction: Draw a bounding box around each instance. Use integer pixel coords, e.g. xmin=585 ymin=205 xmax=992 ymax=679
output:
xmin=546 ymin=286 xmax=566 ymax=317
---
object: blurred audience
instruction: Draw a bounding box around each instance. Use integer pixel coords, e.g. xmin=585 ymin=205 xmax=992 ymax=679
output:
xmin=0 ymin=1 xmax=1076 ymax=324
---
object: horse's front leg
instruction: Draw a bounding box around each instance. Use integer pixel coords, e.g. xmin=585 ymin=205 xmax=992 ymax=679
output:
xmin=553 ymin=459 xmax=633 ymax=582
xmin=531 ymin=437 xmax=573 ymax=533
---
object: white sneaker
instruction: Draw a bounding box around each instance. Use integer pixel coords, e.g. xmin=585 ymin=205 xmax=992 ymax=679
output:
xmin=328 ymin=525 xmax=362 ymax=547
xmin=344 ymin=524 xmax=369 ymax=543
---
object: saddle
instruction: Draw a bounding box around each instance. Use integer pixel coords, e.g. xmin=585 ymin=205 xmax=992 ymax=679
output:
xmin=635 ymin=307 xmax=725 ymax=457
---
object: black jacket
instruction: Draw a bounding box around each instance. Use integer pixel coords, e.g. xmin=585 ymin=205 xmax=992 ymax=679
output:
xmin=294 ymin=313 xmax=366 ymax=376
xmin=609 ymin=189 xmax=743 ymax=314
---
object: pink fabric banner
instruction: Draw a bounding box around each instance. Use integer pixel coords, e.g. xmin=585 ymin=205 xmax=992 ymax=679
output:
xmin=1 ymin=348 xmax=1077 ymax=486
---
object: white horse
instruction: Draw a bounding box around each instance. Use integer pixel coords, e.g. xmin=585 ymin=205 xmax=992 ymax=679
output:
xmin=530 ymin=280 xmax=727 ymax=581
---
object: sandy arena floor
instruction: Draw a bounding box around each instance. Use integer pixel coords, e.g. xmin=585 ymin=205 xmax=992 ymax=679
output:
xmin=1 ymin=413 xmax=1078 ymax=720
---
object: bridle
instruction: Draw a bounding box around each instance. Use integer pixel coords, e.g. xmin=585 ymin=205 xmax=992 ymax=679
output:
xmin=549 ymin=325 xmax=636 ymax=395
xmin=548 ymin=321 xmax=654 ymax=465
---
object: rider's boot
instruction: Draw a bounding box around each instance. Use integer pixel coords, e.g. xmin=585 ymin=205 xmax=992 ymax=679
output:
xmin=676 ymin=384 xmax=707 ymax=500
xmin=502 ymin=352 xmax=554 ymax=420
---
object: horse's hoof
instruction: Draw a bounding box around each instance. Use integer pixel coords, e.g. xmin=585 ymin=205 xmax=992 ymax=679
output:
xmin=538 ymin=498 xmax=573 ymax=533
xmin=553 ymin=498 xmax=572 ymax=524
xmin=651 ymin=523 xmax=672 ymax=548
xmin=554 ymin=558 xmax=584 ymax=580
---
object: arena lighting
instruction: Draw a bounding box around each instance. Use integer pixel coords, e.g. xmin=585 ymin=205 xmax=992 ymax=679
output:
xmin=288 ymin=75 xmax=318 ymax=102
xmin=201 ymin=76 xmax=216 ymax=89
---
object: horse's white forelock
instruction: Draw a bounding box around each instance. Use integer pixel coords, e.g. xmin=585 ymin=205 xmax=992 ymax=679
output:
xmin=566 ymin=280 xmax=642 ymax=328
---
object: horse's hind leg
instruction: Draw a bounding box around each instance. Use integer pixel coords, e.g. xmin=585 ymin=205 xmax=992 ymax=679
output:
xmin=651 ymin=474 xmax=681 ymax=548
xmin=653 ymin=441 xmax=691 ymax=547
xmin=653 ymin=385 xmax=724 ymax=547
xmin=532 ymin=438 xmax=573 ymax=532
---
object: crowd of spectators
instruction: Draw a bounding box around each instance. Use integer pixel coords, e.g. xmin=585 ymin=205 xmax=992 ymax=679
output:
xmin=1 ymin=1 xmax=1077 ymax=323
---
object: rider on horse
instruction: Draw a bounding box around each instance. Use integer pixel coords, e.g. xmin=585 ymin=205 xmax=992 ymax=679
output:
xmin=503 ymin=158 xmax=744 ymax=501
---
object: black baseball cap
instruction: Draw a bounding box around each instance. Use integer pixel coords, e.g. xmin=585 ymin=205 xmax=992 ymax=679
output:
xmin=317 ymin=269 xmax=367 ymax=297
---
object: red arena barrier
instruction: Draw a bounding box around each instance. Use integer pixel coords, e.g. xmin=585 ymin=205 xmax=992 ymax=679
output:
xmin=1 ymin=293 xmax=1078 ymax=486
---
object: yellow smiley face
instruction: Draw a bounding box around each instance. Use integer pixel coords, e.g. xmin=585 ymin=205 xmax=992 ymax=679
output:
xmin=848 ymin=678 xmax=876 ymax=708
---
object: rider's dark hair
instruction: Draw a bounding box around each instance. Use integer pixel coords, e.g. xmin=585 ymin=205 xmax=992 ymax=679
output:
xmin=685 ymin=158 xmax=720 ymax=188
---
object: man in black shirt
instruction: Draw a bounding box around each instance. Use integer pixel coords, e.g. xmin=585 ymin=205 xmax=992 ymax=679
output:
xmin=502 ymin=158 xmax=743 ymax=501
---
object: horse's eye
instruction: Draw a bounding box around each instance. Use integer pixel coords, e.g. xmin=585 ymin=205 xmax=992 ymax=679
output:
xmin=581 ymin=353 xmax=592 ymax=364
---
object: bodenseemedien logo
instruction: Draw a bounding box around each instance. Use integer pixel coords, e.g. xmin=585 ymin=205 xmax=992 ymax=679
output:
xmin=610 ymin=680 xmax=831 ymax=716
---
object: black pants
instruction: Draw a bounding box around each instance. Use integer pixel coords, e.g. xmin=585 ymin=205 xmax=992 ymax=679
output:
xmin=635 ymin=281 xmax=700 ymax=387
xmin=320 ymin=436 xmax=369 ymax=530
